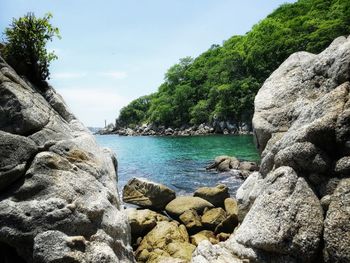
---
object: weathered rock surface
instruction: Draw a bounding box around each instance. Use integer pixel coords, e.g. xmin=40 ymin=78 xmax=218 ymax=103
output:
xmin=125 ymin=208 xmax=169 ymax=240
xmin=165 ymin=196 xmax=214 ymax=218
xmin=123 ymin=177 xmax=176 ymax=210
xmin=234 ymin=167 xmax=324 ymax=262
xmin=193 ymin=184 xmax=229 ymax=207
xmin=194 ymin=36 xmax=350 ymax=263
xmin=206 ymin=156 xmax=240 ymax=172
xmin=135 ymin=221 xmax=195 ymax=263
xmin=235 ymin=171 xmax=264 ymax=222
xmin=324 ymin=178 xmax=350 ymax=262
xmin=0 ymin=57 xmax=134 ymax=262
xmin=191 ymin=240 xmax=243 ymax=263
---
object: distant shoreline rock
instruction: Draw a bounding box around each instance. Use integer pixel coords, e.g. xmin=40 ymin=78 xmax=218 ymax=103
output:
xmin=97 ymin=121 xmax=253 ymax=136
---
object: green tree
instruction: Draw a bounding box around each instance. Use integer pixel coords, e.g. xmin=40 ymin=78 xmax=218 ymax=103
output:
xmin=3 ymin=12 xmax=60 ymax=84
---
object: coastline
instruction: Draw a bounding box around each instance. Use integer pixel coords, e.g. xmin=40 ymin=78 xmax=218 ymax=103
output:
xmin=97 ymin=122 xmax=253 ymax=136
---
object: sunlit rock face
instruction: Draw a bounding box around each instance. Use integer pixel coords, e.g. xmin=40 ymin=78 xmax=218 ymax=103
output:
xmin=192 ymin=36 xmax=350 ymax=262
xmin=0 ymin=56 xmax=135 ymax=263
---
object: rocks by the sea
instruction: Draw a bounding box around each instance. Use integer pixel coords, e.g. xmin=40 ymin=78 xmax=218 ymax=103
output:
xmin=113 ymin=121 xmax=252 ymax=137
xmin=123 ymin=177 xmax=176 ymax=210
xmin=135 ymin=221 xmax=196 ymax=263
xmin=193 ymin=36 xmax=350 ymax=263
xmin=165 ymin=196 xmax=214 ymax=218
xmin=125 ymin=208 xmax=169 ymax=240
xmin=193 ymin=184 xmax=229 ymax=207
xmin=201 ymin=208 xmax=227 ymax=231
xmin=235 ymin=171 xmax=264 ymax=222
xmin=179 ymin=209 xmax=202 ymax=233
xmin=0 ymin=56 xmax=134 ymax=262
xmin=190 ymin=230 xmax=218 ymax=246
xmin=206 ymin=155 xmax=259 ymax=179
xmin=223 ymin=198 xmax=238 ymax=216
xmin=233 ymin=166 xmax=324 ymax=262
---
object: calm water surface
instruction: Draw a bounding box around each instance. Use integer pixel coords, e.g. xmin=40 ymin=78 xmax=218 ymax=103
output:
xmin=95 ymin=135 xmax=259 ymax=196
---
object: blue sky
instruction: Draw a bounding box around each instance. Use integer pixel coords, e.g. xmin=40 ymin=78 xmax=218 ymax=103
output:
xmin=0 ymin=0 xmax=295 ymax=127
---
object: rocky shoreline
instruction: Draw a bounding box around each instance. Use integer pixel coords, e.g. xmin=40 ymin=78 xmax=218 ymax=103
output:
xmin=122 ymin=178 xmax=242 ymax=263
xmin=97 ymin=122 xmax=252 ymax=136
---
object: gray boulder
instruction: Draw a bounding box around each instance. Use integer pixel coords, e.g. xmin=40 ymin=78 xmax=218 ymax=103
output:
xmin=324 ymin=178 xmax=350 ymax=262
xmin=122 ymin=177 xmax=176 ymax=210
xmin=233 ymin=167 xmax=324 ymax=262
xmin=0 ymin=57 xmax=134 ymax=262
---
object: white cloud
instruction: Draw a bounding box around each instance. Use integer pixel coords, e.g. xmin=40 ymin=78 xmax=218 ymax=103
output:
xmin=51 ymin=72 xmax=87 ymax=80
xmin=98 ymin=71 xmax=127 ymax=79
xmin=57 ymin=85 xmax=130 ymax=127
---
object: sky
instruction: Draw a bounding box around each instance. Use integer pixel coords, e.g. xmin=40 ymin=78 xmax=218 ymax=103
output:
xmin=0 ymin=0 xmax=296 ymax=127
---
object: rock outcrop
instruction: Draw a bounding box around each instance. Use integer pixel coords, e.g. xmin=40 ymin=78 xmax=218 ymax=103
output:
xmin=123 ymin=177 xmax=176 ymax=211
xmin=0 ymin=57 xmax=134 ymax=262
xmin=193 ymin=36 xmax=350 ymax=262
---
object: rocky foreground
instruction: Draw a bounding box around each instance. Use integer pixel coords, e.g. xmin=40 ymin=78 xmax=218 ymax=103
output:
xmin=122 ymin=178 xmax=242 ymax=263
xmin=0 ymin=56 xmax=134 ymax=262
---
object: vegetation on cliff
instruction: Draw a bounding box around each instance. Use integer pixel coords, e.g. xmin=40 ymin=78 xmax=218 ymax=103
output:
xmin=117 ymin=0 xmax=350 ymax=129
xmin=2 ymin=12 xmax=60 ymax=84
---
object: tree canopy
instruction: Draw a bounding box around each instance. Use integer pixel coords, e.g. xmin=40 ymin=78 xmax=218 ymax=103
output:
xmin=117 ymin=0 xmax=350 ymax=128
xmin=2 ymin=12 xmax=60 ymax=84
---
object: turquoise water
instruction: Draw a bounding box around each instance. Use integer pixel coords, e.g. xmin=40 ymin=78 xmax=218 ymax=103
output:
xmin=95 ymin=135 xmax=259 ymax=196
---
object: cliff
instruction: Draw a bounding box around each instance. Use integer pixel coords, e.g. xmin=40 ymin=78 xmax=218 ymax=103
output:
xmin=192 ymin=36 xmax=350 ymax=262
xmin=0 ymin=56 xmax=135 ymax=262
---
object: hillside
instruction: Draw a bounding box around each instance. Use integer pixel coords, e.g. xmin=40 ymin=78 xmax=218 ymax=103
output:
xmin=116 ymin=0 xmax=350 ymax=131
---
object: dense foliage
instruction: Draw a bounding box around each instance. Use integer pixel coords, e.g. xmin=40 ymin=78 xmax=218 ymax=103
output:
xmin=117 ymin=0 xmax=350 ymax=128
xmin=2 ymin=13 xmax=60 ymax=83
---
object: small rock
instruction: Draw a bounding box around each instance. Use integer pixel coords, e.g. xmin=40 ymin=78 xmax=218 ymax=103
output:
xmin=214 ymin=214 xmax=238 ymax=234
xmin=201 ymin=208 xmax=227 ymax=230
xmin=125 ymin=208 xmax=169 ymax=239
xmin=179 ymin=209 xmax=202 ymax=233
xmin=165 ymin=196 xmax=214 ymax=218
xmin=224 ymin=198 xmax=238 ymax=216
xmin=193 ymin=184 xmax=229 ymax=207
xmin=239 ymin=161 xmax=259 ymax=172
xmin=190 ymin=230 xmax=218 ymax=246
xmin=123 ymin=178 xmax=176 ymax=210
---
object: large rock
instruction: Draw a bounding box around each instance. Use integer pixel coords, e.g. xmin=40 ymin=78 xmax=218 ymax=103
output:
xmin=235 ymin=171 xmax=264 ymax=222
xmin=135 ymin=221 xmax=195 ymax=262
xmin=233 ymin=167 xmax=324 ymax=262
xmin=206 ymin=156 xmax=240 ymax=172
xmin=123 ymin=177 xmax=176 ymax=210
xmin=0 ymin=57 xmax=134 ymax=262
xmin=194 ymin=36 xmax=350 ymax=263
xmin=193 ymin=184 xmax=229 ymax=207
xmin=165 ymin=196 xmax=214 ymax=218
xmin=324 ymin=178 xmax=350 ymax=262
